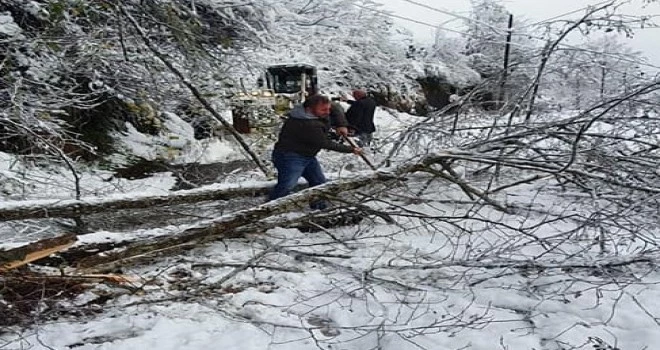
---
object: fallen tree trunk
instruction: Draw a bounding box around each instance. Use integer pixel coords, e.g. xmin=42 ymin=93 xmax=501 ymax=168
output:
xmin=0 ymin=152 xmax=514 ymax=224
xmin=33 ymin=208 xmax=367 ymax=268
xmin=0 ymin=182 xmax=278 ymax=222
xmin=13 ymin=155 xmax=509 ymax=272
xmin=0 ymin=234 xmax=77 ymax=271
xmin=73 ymin=155 xmax=510 ymax=272
xmin=75 ymin=171 xmax=401 ymax=272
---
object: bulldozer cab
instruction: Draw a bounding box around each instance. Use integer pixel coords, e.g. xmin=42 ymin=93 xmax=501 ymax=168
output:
xmin=264 ymin=64 xmax=318 ymax=99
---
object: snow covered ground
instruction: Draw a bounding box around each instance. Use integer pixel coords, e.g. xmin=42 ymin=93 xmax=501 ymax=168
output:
xmin=3 ymin=186 xmax=658 ymax=349
xmin=2 ymin=107 xmax=659 ymax=350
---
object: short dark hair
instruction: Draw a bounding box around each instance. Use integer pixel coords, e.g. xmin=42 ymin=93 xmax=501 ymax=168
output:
xmin=303 ymin=94 xmax=330 ymax=108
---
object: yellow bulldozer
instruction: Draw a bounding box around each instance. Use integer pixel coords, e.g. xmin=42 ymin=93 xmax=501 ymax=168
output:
xmin=230 ymin=64 xmax=318 ymax=134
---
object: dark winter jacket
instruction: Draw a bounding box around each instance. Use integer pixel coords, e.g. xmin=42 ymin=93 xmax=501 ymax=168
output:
xmin=274 ymin=105 xmax=354 ymax=157
xmin=346 ymin=96 xmax=377 ymax=134
xmin=329 ymin=102 xmax=348 ymax=128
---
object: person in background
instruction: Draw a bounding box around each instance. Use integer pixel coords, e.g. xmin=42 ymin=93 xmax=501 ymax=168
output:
xmin=344 ymin=89 xmax=377 ymax=147
xmin=328 ymin=97 xmax=349 ymax=141
xmin=269 ymin=95 xmax=362 ymax=210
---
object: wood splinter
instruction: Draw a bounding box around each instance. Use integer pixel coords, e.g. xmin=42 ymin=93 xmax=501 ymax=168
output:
xmin=0 ymin=234 xmax=77 ymax=272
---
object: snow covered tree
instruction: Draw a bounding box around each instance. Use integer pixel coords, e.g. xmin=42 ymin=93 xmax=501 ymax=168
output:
xmin=550 ymin=35 xmax=646 ymax=109
xmin=460 ymin=0 xmax=536 ymax=109
xmin=0 ymin=0 xmax=278 ymax=199
xmin=463 ymin=0 xmax=512 ymax=78
xmin=227 ymin=0 xmax=414 ymax=92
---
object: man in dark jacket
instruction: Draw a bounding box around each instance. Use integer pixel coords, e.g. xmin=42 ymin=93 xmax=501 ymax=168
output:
xmin=345 ymin=89 xmax=377 ymax=147
xmin=269 ymin=95 xmax=361 ymax=209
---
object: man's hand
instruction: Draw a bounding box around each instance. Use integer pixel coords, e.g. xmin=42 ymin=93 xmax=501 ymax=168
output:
xmin=335 ymin=126 xmax=349 ymax=137
xmin=352 ymin=147 xmax=363 ymax=155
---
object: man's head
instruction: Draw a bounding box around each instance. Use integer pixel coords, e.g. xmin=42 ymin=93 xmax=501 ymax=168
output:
xmin=303 ymin=95 xmax=331 ymax=117
xmin=352 ymin=89 xmax=366 ymax=100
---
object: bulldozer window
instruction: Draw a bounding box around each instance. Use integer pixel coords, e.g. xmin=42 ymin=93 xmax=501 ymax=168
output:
xmin=272 ymin=74 xmax=302 ymax=94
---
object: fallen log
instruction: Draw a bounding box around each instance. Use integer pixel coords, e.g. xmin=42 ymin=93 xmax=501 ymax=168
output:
xmin=33 ymin=208 xmax=367 ymax=268
xmin=0 ymin=152 xmax=513 ymax=224
xmin=9 ymin=154 xmax=509 ymax=273
xmin=0 ymin=234 xmax=77 ymax=271
xmin=0 ymin=182 xmax=279 ymax=222
xmin=74 ymin=171 xmax=401 ymax=272
xmin=62 ymin=155 xmax=510 ymax=272
xmin=35 ymin=240 xmax=138 ymax=268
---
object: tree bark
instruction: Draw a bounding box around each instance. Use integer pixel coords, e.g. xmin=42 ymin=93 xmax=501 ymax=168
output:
xmin=0 ymin=182 xmax=277 ymax=222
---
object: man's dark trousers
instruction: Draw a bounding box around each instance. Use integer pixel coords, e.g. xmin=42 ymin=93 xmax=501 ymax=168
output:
xmin=269 ymin=150 xmax=328 ymax=210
